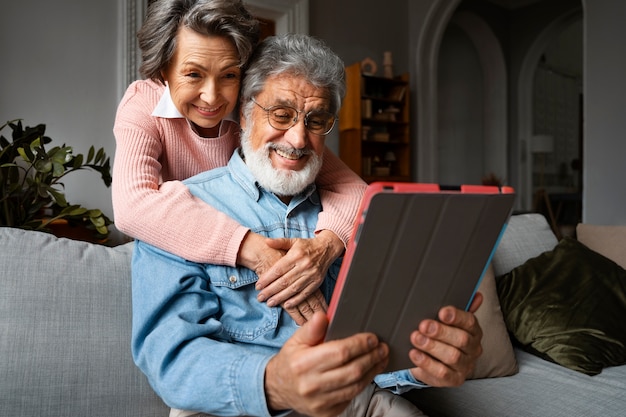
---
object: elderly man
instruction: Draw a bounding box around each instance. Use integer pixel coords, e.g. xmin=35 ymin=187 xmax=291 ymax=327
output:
xmin=131 ymin=33 xmax=483 ymax=417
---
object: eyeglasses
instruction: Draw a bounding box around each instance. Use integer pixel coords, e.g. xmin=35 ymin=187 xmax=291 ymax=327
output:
xmin=251 ymin=97 xmax=337 ymax=136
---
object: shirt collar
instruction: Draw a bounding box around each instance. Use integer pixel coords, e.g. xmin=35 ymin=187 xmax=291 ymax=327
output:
xmin=151 ymin=85 xmax=184 ymax=118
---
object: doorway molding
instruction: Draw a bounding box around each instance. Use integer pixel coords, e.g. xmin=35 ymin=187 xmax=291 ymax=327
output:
xmin=516 ymin=8 xmax=583 ymax=209
xmin=415 ymin=1 xmax=507 ymax=187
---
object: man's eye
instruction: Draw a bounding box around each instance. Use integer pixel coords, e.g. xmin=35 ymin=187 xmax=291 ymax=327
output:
xmin=307 ymin=116 xmax=324 ymax=127
xmin=272 ymin=110 xmax=293 ymax=120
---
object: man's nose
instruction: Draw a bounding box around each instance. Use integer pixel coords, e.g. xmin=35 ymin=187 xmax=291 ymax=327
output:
xmin=283 ymin=116 xmax=308 ymax=149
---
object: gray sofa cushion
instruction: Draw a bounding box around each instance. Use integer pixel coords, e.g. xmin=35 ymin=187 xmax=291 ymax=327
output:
xmin=405 ymin=348 xmax=626 ymax=417
xmin=491 ymin=213 xmax=558 ymax=276
xmin=0 ymin=228 xmax=167 ymax=417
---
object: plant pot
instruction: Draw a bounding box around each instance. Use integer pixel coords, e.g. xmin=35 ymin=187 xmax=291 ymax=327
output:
xmin=46 ymin=219 xmax=108 ymax=244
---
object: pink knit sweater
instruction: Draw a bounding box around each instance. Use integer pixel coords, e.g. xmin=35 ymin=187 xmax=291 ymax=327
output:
xmin=112 ymin=79 xmax=366 ymax=265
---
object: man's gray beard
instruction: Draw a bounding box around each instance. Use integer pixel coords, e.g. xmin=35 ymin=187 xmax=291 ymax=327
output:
xmin=240 ymin=128 xmax=323 ymax=197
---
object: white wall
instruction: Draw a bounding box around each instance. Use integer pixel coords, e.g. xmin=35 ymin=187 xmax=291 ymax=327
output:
xmin=0 ymin=0 xmax=120 ymax=219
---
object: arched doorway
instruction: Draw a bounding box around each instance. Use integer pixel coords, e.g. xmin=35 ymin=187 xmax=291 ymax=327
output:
xmin=517 ymin=10 xmax=583 ymax=210
xmin=414 ymin=2 xmax=507 ymax=190
xmin=415 ymin=0 xmax=583 ymax=212
xmin=437 ymin=11 xmax=508 ymax=186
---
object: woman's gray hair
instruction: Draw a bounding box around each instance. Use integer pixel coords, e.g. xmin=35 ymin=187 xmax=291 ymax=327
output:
xmin=240 ymin=33 xmax=346 ymax=118
xmin=138 ymin=0 xmax=259 ymax=83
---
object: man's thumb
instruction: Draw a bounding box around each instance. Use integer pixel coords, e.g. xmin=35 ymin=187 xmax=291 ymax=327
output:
xmin=293 ymin=311 xmax=328 ymax=347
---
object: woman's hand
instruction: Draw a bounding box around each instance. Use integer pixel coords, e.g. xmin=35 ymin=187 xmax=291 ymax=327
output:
xmin=255 ymin=230 xmax=344 ymax=305
xmin=237 ymin=230 xmax=344 ymax=324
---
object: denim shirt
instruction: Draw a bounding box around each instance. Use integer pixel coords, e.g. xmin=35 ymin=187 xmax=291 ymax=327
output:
xmin=131 ymin=150 xmax=423 ymax=416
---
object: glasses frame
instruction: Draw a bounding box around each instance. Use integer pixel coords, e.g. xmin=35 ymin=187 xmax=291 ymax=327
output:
xmin=250 ymin=97 xmax=337 ymax=136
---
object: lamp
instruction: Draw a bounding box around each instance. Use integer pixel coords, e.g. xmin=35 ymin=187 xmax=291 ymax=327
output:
xmin=531 ymin=134 xmax=554 ymax=188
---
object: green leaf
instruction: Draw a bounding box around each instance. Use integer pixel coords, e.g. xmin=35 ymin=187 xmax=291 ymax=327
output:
xmin=95 ymin=148 xmax=104 ymax=164
xmin=47 ymin=186 xmax=67 ymax=206
xmin=30 ymin=136 xmax=42 ymax=149
xmin=72 ymin=153 xmax=83 ymax=168
xmin=52 ymin=161 xmax=65 ymax=177
xmin=62 ymin=205 xmax=88 ymax=216
xmin=90 ymin=216 xmax=105 ymax=228
xmin=34 ymin=159 xmax=53 ymax=173
xmin=87 ymin=146 xmax=95 ymax=163
xmin=17 ymin=147 xmax=32 ymax=162
xmin=51 ymin=146 xmax=71 ymax=164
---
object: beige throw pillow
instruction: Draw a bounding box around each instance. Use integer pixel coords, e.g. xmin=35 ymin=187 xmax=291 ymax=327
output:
xmin=468 ymin=264 xmax=519 ymax=379
xmin=576 ymin=224 xmax=626 ymax=269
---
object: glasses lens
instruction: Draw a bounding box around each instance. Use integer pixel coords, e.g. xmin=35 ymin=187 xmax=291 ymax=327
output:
xmin=268 ymin=106 xmax=297 ymax=129
xmin=305 ymin=112 xmax=336 ymax=135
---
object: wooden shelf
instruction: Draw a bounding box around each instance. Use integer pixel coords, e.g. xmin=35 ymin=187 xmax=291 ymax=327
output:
xmin=339 ymin=62 xmax=411 ymax=182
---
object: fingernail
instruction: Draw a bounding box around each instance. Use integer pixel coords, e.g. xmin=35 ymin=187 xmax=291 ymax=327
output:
xmin=266 ymin=298 xmax=276 ymax=307
xmin=368 ymin=336 xmax=377 ymax=348
xmin=415 ymin=334 xmax=428 ymax=347
xmin=257 ymin=293 xmax=266 ymax=302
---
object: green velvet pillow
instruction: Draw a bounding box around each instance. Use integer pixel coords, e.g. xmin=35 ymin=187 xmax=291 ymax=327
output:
xmin=496 ymin=237 xmax=626 ymax=376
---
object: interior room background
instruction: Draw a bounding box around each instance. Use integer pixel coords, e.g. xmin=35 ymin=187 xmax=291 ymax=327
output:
xmin=1 ymin=0 xmax=624 ymax=228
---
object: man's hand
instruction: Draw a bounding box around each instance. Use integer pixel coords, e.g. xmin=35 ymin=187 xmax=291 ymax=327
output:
xmin=282 ymin=289 xmax=328 ymax=326
xmin=255 ymin=230 xmax=343 ymax=311
xmin=407 ymin=292 xmax=484 ymax=387
xmin=264 ymin=312 xmax=388 ymax=417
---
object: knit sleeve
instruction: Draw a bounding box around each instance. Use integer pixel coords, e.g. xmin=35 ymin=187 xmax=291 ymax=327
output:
xmin=112 ymin=82 xmax=248 ymax=265
xmin=315 ymin=148 xmax=368 ymax=247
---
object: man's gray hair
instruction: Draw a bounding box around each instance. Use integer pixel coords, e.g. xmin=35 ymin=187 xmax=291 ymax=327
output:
xmin=240 ymin=33 xmax=346 ymax=118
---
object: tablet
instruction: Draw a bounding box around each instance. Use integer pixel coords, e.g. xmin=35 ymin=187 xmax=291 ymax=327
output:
xmin=325 ymin=182 xmax=515 ymax=372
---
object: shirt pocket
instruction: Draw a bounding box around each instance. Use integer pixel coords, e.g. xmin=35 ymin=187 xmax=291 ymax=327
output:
xmin=206 ymin=265 xmax=280 ymax=342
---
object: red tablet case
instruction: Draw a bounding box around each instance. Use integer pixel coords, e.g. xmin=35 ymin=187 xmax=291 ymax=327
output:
xmin=325 ymin=182 xmax=515 ymax=372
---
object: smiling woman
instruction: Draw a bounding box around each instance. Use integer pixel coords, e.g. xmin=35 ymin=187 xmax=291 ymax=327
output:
xmin=120 ymin=0 xmax=308 ymax=96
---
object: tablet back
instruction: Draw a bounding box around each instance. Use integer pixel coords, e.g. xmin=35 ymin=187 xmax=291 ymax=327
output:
xmin=325 ymin=182 xmax=515 ymax=372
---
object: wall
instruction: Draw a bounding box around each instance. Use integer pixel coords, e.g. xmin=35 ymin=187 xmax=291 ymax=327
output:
xmin=2 ymin=0 xmax=624 ymax=226
xmin=309 ymin=0 xmax=410 ymax=154
xmin=0 ymin=0 xmax=120 ymax=219
xmin=583 ymin=0 xmax=626 ymax=224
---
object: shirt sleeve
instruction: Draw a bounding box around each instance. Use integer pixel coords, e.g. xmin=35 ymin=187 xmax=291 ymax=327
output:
xmin=374 ymin=370 xmax=429 ymax=395
xmin=131 ymin=241 xmax=275 ymax=416
xmin=112 ymin=82 xmax=248 ymax=265
xmin=315 ymin=148 xmax=368 ymax=246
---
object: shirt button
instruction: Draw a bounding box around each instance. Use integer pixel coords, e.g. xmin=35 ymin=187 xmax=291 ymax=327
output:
xmin=229 ymin=275 xmax=237 ymax=283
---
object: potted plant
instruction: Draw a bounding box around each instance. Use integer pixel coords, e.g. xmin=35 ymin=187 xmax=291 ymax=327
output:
xmin=0 ymin=119 xmax=113 ymax=240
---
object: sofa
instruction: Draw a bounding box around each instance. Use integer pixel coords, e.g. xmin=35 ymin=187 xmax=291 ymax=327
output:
xmin=2 ymin=213 xmax=626 ymax=416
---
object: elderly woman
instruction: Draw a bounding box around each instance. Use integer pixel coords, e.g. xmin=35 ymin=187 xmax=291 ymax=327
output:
xmin=112 ymin=0 xmax=366 ymax=320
